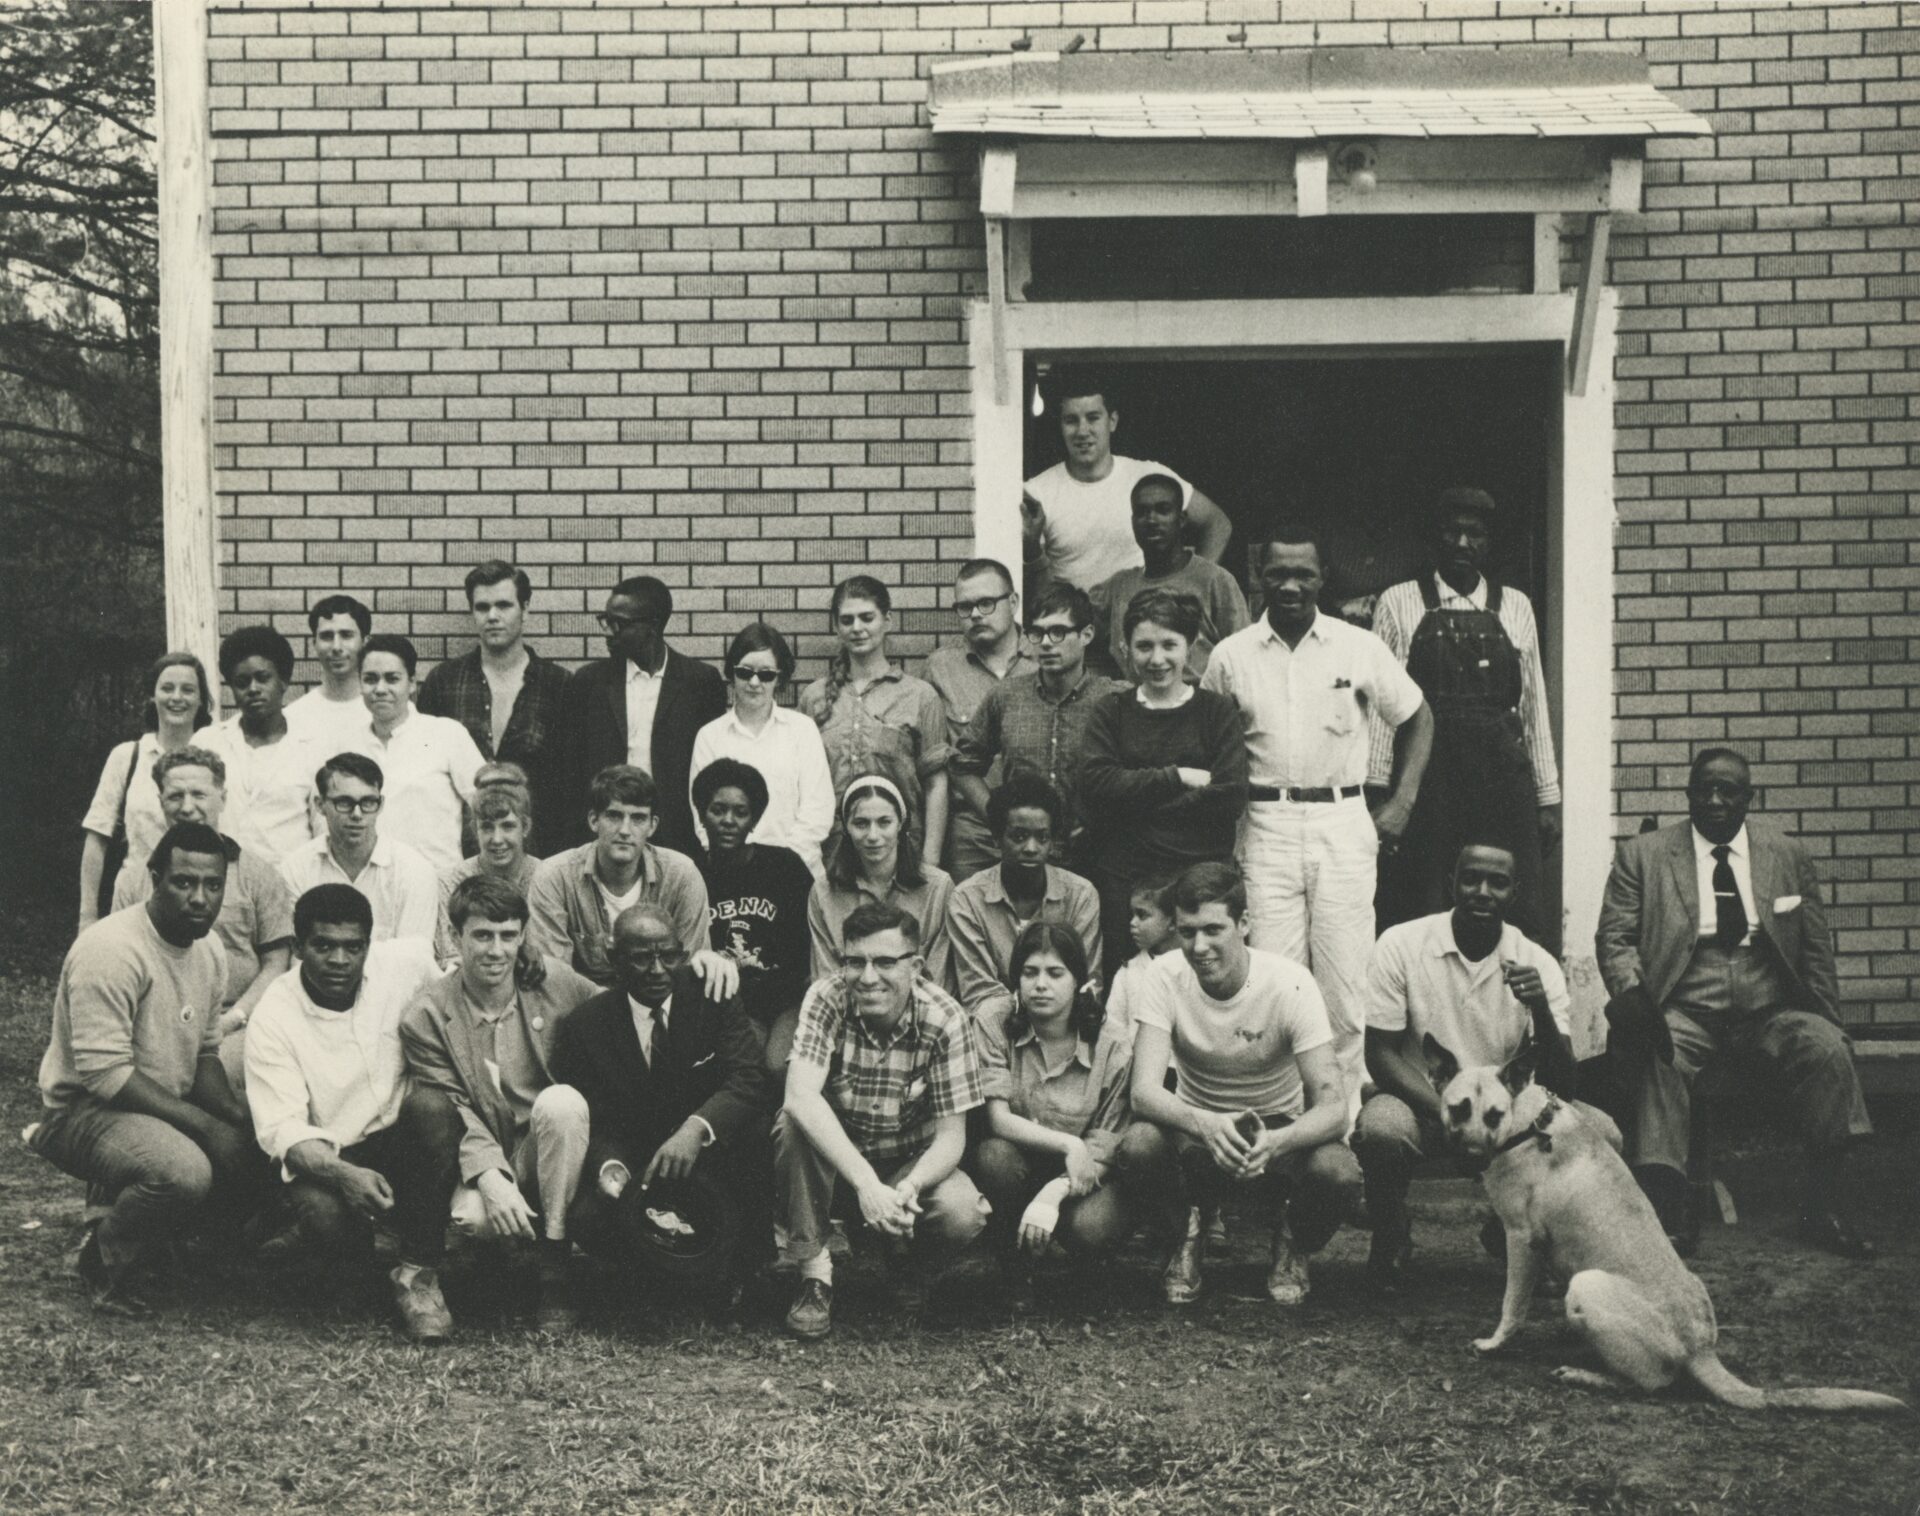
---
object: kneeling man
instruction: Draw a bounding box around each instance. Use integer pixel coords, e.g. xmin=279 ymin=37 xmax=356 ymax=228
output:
xmin=777 ymin=900 xmax=989 ymax=1339
xmin=554 ymin=904 xmax=775 ymax=1306
xmin=244 ymin=885 xmax=459 ymax=1338
xmin=399 ymin=874 xmax=600 ymax=1326
xmin=1126 ymin=861 xmax=1359 ymax=1308
xmin=1354 ymin=841 xmax=1578 ymax=1285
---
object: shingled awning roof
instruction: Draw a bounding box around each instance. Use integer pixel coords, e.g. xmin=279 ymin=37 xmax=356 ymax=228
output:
xmin=928 ymin=49 xmax=1712 ymax=141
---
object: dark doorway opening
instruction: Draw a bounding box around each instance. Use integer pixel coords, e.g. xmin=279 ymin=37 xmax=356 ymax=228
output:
xmin=1022 ymin=349 xmax=1559 ymax=624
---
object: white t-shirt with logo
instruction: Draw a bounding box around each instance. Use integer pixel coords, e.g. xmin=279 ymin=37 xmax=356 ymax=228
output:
xmin=1026 ymin=455 xmax=1192 ymax=592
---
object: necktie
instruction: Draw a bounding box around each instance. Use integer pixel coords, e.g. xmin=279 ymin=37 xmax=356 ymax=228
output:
xmin=1711 ymin=845 xmax=1747 ymax=949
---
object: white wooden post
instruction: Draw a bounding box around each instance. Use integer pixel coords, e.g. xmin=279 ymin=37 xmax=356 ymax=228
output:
xmin=154 ymin=0 xmax=219 ymax=693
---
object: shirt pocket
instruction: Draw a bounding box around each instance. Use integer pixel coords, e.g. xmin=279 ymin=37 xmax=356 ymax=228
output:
xmin=1320 ymin=680 xmax=1361 ymax=738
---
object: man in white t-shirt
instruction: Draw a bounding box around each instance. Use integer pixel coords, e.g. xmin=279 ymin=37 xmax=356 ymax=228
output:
xmin=1124 ymin=861 xmax=1359 ymax=1308
xmin=286 ymin=594 xmax=375 ymax=758
xmin=1021 ymin=370 xmax=1232 ymax=593
xmin=1353 ymin=842 xmax=1580 ymax=1288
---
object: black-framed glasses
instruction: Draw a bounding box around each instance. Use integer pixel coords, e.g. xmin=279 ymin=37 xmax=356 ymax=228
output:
xmin=731 ymin=666 xmax=782 ymax=685
xmin=1024 ymin=623 xmax=1084 ymax=645
xmin=323 ymin=795 xmax=384 ymax=817
xmin=597 ymin=612 xmax=655 ymax=635
xmin=839 ymin=953 xmax=910 ymax=977
xmin=954 ymin=592 xmax=1012 ymax=619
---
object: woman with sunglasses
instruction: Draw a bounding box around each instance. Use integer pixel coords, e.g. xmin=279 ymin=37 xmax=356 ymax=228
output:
xmin=798 ymin=576 xmax=950 ymax=871
xmin=78 ymin=650 xmax=217 ymax=933
xmin=807 ymin=775 xmax=954 ymax=992
xmin=689 ymin=622 xmax=835 ymax=879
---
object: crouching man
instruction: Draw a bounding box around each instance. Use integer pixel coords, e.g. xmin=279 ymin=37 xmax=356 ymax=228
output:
xmin=1354 ymin=842 xmax=1581 ymax=1287
xmin=776 ymin=900 xmax=989 ymax=1340
xmin=1124 ymin=861 xmax=1359 ymax=1308
xmin=399 ymin=874 xmax=599 ymax=1328
xmin=554 ymin=905 xmax=775 ymax=1311
xmin=243 ymin=884 xmax=459 ymax=1339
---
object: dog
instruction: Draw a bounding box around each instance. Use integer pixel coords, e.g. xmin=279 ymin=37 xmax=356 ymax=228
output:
xmin=1427 ymin=1034 xmax=1906 ymax=1414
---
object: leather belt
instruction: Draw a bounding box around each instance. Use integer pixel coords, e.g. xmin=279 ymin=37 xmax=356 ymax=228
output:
xmin=1246 ymin=783 xmax=1362 ymax=804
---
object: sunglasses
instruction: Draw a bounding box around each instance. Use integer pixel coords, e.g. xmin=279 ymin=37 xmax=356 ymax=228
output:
xmin=731 ymin=667 xmax=782 ymax=686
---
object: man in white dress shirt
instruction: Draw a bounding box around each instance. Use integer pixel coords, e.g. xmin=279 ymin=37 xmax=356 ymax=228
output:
xmin=353 ymin=633 xmax=486 ymax=875
xmin=281 ymin=753 xmax=438 ymax=944
xmin=1202 ymin=529 xmax=1433 ymax=1120
xmin=244 ymin=883 xmax=460 ymax=1339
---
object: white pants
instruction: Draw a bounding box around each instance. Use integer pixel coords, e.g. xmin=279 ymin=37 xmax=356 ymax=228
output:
xmin=451 ymin=1083 xmax=590 ymax=1243
xmin=1239 ymin=798 xmax=1378 ymax=1128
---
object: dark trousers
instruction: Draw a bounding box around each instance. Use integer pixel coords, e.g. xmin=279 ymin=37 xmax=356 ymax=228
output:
xmin=284 ymin=1088 xmax=464 ymax=1267
xmin=567 ymin=1122 xmax=775 ymax=1284
xmin=1120 ymin=1117 xmax=1361 ymax=1256
xmin=968 ymin=1137 xmax=1137 ymax=1258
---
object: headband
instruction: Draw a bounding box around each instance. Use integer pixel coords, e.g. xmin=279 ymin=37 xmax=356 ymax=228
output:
xmin=841 ymin=774 xmax=908 ymax=823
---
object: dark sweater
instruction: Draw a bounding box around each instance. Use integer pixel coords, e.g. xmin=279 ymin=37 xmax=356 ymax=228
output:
xmin=1079 ymin=686 xmax=1249 ymax=878
xmin=696 ymin=842 xmax=816 ymax=1025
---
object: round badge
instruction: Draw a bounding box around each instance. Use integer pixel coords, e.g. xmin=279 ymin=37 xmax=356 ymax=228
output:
xmin=531 ymin=1016 xmax=545 ymax=1031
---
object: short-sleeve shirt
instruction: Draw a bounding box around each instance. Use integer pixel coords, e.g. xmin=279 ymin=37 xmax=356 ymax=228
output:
xmin=1202 ymin=612 xmax=1424 ymax=790
xmin=796 ymin=666 xmax=951 ymax=829
xmin=81 ymin=734 xmax=167 ymax=896
xmin=200 ymin=718 xmax=324 ymax=870
xmin=1026 ymin=456 xmax=1193 ymax=592
xmin=350 ymin=706 xmax=485 ymax=875
xmin=975 ymin=1004 xmax=1134 ymax=1166
xmin=1364 ymin=912 xmax=1570 ymax=1074
xmin=807 ymin=867 xmax=954 ymax=990
xmin=114 ymin=844 xmax=294 ymax=1008
xmin=1133 ymin=947 xmax=1333 ymax=1120
xmin=281 ymin=834 xmax=439 ymax=944
xmin=285 ymin=688 xmax=374 ymax=759
xmin=38 ymin=906 xmax=226 ymax=1109
xmin=788 ymin=974 xmax=983 ymax=1168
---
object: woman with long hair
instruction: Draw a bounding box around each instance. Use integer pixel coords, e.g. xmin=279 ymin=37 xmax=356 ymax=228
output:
xmin=798 ymin=575 xmax=950 ymax=871
xmin=1079 ymin=588 xmax=1248 ymax=983
xmin=689 ymin=621 xmax=835 ymax=879
xmin=806 ymin=775 xmax=953 ymax=990
xmin=77 ymin=651 xmax=216 ymax=932
xmin=970 ymin=921 xmax=1143 ymax=1294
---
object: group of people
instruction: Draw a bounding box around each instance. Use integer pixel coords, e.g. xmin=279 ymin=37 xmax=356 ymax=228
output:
xmin=34 ymin=370 xmax=1877 ymax=1343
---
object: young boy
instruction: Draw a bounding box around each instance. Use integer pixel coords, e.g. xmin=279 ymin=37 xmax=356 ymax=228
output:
xmin=1090 ymin=474 xmax=1249 ymax=681
xmin=1103 ymin=875 xmax=1180 ymax=1037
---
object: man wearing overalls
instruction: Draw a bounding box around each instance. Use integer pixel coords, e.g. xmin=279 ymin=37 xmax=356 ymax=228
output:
xmin=1368 ymin=488 xmax=1563 ymax=950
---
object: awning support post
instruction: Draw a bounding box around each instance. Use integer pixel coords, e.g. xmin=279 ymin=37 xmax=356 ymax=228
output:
xmin=980 ymin=145 xmax=1019 ymax=405
xmin=1567 ymin=211 xmax=1610 ymax=396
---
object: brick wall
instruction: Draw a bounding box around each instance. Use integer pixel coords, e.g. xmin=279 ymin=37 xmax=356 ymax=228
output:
xmin=205 ymin=0 xmax=1919 ymax=1025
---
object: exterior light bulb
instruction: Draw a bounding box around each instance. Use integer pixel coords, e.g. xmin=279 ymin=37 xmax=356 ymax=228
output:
xmin=1030 ymin=378 xmax=1044 ymax=417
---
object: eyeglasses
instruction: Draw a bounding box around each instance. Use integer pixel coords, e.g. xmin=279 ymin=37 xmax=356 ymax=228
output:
xmin=731 ymin=667 xmax=782 ymax=685
xmin=1024 ymin=623 xmax=1084 ymax=645
xmin=597 ymin=612 xmax=655 ymax=635
xmin=839 ymin=953 xmax=911 ymax=977
xmin=323 ymin=795 xmax=383 ymax=817
xmin=1688 ymin=781 xmax=1750 ymax=801
xmin=954 ymin=593 xmax=1012 ymax=620
xmin=622 ymin=948 xmax=686 ymax=970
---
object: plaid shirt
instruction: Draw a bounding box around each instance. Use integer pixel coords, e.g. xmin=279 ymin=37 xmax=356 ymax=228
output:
xmin=415 ymin=646 xmax=571 ymax=817
xmin=950 ymin=670 xmax=1128 ymax=834
xmin=789 ymin=973 xmax=982 ymax=1167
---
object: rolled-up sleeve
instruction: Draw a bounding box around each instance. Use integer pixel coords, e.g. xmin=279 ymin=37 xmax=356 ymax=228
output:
xmin=63 ymin=956 xmax=141 ymax=1101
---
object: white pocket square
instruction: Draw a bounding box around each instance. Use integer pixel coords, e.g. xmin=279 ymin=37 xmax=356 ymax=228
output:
xmin=1773 ymin=895 xmax=1801 ymax=913
xmin=690 ymin=1052 xmax=715 ymax=1068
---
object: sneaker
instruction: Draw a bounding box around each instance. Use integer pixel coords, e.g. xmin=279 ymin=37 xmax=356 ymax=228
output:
xmin=1266 ymin=1225 xmax=1310 ymax=1307
xmin=785 ymin=1277 xmax=833 ymax=1340
xmin=391 ymin=1265 xmax=454 ymax=1343
xmin=1162 ymin=1234 xmax=1203 ymax=1305
xmin=75 ymin=1228 xmax=152 ymax=1320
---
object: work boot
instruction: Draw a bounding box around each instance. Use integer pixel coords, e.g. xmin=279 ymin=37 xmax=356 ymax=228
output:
xmin=785 ymin=1278 xmax=832 ymax=1340
xmin=1162 ymin=1208 xmax=1205 ymax=1305
xmin=75 ymin=1227 xmax=153 ymax=1320
xmin=1266 ymin=1222 xmax=1310 ymax=1307
xmin=391 ymin=1264 xmax=453 ymax=1343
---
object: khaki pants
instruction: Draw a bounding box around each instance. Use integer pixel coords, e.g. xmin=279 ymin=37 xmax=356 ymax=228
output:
xmin=450 ymin=1084 xmax=590 ymax=1243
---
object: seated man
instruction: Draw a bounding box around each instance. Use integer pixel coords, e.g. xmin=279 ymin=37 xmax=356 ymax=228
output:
xmin=281 ymin=753 xmax=438 ymax=944
xmin=1354 ymin=841 xmax=1578 ymax=1285
xmin=947 ymin=775 xmax=1103 ymax=1019
xmin=27 ymin=822 xmax=260 ymax=1316
xmin=527 ymin=764 xmax=711 ymax=987
xmin=776 ymin=900 xmax=989 ymax=1340
xmin=1124 ymin=861 xmax=1359 ymax=1308
xmin=112 ymin=746 xmax=294 ymax=1084
xmin=243 ymin=885 xmax=460 ymax=1339
xmin=554 ymin=905 xmax=775 ymax=1308
xmin=1596 ymin=746 xmax=1875 ymax=1257
xmin=399 ymin=875 xmax=600 ymax=1326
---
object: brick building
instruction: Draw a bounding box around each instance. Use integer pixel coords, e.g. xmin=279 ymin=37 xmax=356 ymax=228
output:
xmin=182 ymin=0 xmax=1920 ymax=1035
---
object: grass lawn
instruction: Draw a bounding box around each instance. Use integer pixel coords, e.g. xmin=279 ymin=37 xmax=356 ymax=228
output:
xmin=0 ymin=905 xmax=1914 ymax=1515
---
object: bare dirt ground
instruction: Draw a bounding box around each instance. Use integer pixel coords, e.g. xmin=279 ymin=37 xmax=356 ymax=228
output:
xmin=0 ymin=907 xmax=1914 ymax=1515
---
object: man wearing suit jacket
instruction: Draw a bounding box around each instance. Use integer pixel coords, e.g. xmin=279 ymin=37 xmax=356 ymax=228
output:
xmin=560 ymin=575 xmax=727 ymax=856
xmin=398 ymin=874 xmax=600 ymax=1329
xmin=553 ymin=904 xmax=774 ymax=1303
xmin=1596 ymin=747 xmax=1874 ymax=1257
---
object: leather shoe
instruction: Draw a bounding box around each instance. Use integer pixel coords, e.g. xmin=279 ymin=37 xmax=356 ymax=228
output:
xmin=391 ymin=1265 xmax=453 ymax=1343
xmin=785 ymin=1277 xmax=832 ymax=1340
xmin=1798 ymin=1210 xmax=1876 ymax=1261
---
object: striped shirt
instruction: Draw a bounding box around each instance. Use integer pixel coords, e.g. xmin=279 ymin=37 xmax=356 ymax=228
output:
xmin=1366 ymin=575 xmax=1561 ymax=805
xmin=788 ymin=973 xmax=983 ymax=1167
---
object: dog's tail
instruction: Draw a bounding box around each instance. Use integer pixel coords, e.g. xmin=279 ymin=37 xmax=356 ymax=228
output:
xmin=1687 ymin=1353 xmax=1908 ymax=1414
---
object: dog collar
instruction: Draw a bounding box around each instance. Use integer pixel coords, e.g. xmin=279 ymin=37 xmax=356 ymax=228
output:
xmin=1491 ymin=1095 xmax=1561 ymax=1158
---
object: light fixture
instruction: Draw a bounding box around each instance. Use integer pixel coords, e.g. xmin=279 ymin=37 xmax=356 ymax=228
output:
xmin=1335 ymin=142 xmax=1379 ymax=195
